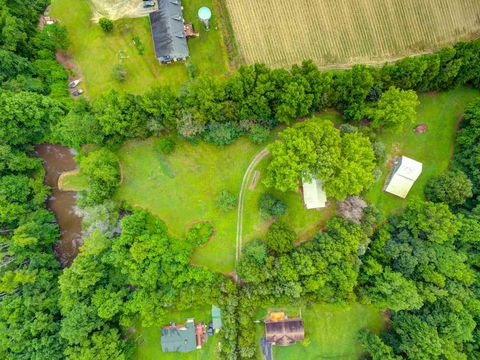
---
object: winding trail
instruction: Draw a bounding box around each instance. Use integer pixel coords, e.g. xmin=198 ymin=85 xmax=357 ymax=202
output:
xmin=234 ymin=148 xmax=270 ymax=279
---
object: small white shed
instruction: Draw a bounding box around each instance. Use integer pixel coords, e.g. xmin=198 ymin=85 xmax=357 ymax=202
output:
xmin=384 ymin=156 xmax=423 ymax=198
xmin=302 ymin=178 xmax=327 ymax=209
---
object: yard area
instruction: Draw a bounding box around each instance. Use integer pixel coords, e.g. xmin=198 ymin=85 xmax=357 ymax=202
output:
xmin=50 ymin=0 xmax=229 ymax=98
xmin=60 ymin=89 xmax=480 ymax=272
xmin=226 ymin=0 xmax=480 ymax=68
xmin=365 ymin=87 xmax=480 ymax=214
xmin=114 ymin=133 xmax=333 ymax=273
xmin=255 ymin=303 xmax=385 ymax=360
xmin=135 ymin=306 xmax=220 ymax=360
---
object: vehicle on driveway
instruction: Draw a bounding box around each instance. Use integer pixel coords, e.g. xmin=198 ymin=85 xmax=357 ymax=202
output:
xmin=68 ymin=79 xmax=81 ymax=88
xmin=143 ymin=1 xmax=155 ymax=8
xmin=72 ymin=89 xmax=84 ymax=96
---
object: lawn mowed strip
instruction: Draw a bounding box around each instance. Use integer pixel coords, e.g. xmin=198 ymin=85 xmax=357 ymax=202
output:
xmin=366 ymin=87 xmax=480 ymax=214
xmin=255 ymin=303 xmax=385 ymax=360
xmin=50 ymin=0 xmax=229 ymax=97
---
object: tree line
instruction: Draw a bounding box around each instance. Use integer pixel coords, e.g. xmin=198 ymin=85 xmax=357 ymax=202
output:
xmin=52 ymin=39 xmax=480 ymax=150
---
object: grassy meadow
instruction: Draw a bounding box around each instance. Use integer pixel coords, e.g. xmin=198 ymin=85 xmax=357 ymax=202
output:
xmin=50 ymin=0 xmax=229 ymax=97
xmin=226 ymin=0 xmax=480 ymax=68
xmin=365 ymin=87 xmax=480 ymax=214
xmin=114 ymin=132 xmax=334 ymax=273
xmin=254 ymin=303 xmax=385 ymax=360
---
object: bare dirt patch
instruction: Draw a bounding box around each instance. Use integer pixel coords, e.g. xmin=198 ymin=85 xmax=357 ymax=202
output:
xmin=90 ymin=0 xmax=156 ymax=21
xmin=414 ymin=124 xmax=428 ymax=133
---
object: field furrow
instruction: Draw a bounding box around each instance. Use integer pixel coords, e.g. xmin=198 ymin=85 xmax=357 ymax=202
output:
xmin=225 ymin=0 xmax=480 ymax=68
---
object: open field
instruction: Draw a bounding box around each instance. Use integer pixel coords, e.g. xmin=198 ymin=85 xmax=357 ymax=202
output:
xmin=50 ymin=0 xmax=229 ymax=97
xmin=255 ymin=303 xmax=385 ymax=360
xmin=135 ymin=306 xmax=220 ymax=360
xmin=115 ymin=134 xmax=334 ymax=273
xmin=366 ymin=87 xmax=480 ymax=214
xmin=225 ymin=0 xmax=480 ymax=68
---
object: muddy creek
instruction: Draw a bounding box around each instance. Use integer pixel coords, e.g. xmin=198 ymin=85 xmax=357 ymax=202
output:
xmin=35 ymin=144 xmax=82 ymax=266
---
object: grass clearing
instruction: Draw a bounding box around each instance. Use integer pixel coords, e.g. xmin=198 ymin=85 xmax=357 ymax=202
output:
xmin=135 ymin=306 xmax=220 ymax=360
xmin=365 ymin=87 xmax=480 ymax=214
xmin=254 ymin=303 xmax=385 ymax=360
xmin=50 ymin=0 xmax=229 ymax=98
xmin=225 ymin=0 xmax=480 ymax=68
xmin=58 ymin=169 xmax=88 ymax=191
xmin=114 ymin=128 xmax=335 ymax=273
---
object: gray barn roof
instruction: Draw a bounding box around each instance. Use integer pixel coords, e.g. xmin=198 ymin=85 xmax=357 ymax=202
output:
xmin=149 ymin=0 xmax=189 ymax=63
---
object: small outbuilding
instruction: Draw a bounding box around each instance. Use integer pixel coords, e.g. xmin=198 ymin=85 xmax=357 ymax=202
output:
xmin=302 ymin=177 xmax=326 ymax=209
xmin=384 ymin=156 xmax=423 ymax=198
xmin=265 ymin=318 xmax=305 ymax=346
xmin=160 ymin=319 xmax=197 ymax=353
xmin=212 ymin=305 xmax=222 ymax=331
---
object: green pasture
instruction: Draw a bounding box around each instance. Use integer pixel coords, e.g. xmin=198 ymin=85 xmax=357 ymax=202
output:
xmin=254 ymin=303 xmax=385 ymax=360
xmin=50 ymin=0 xmax=229 ymax=98
xmin=365 ymin=87 xmax=479 ymax=214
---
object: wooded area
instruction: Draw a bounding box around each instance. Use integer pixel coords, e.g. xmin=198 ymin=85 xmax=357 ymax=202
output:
xmin=1 ymin=1 xmax=480 ymax=359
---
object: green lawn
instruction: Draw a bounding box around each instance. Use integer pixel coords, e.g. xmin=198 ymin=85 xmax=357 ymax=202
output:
xmin=135 ymin=306 xmax=220 ymax=360
xmin=254 ymin=303 xmax=385 ymax=360
xmin=114 ymin=130 xmax=335 ymax=273
xmin=365 ymin=87 xmax=479 ymax=214
xmin=50 ymin=0 xmax=229 ymax=98
xmin=59 ymin=170 xmax=88 ymax=191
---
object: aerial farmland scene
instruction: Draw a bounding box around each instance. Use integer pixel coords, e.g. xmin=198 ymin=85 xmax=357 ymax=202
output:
xmin=1 ymin=1 xmax=480 ymax=359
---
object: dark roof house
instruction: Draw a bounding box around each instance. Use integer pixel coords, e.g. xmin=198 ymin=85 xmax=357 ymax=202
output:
xmin=149 ymin=0 xmax=189 ymax=64
xmin=160 ymin=319 xmax=196 ymax=352
xmin=265 ymin=318 xmax=304 ymax=346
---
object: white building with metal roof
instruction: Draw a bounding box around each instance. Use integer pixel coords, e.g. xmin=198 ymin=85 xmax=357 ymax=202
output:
xmin=384 ymin=156 xmax=423 ymax=198
xmin=302 ymin=178 xmax=327 ymax=209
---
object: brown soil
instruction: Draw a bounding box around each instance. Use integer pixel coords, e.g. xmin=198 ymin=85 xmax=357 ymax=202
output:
xmin=414 ymin=123 xmax=428 ymax=133
xmin=55 ymin=51 xmax=85 ymax=97
xmin=90 ymin=0 xmax=156 ymax=21
xmin=249 ymin=170 xmax=260 ymax=190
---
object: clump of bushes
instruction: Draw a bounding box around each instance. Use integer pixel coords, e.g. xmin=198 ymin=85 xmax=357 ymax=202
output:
xmin=112 ymin=63 xmax=127 ymax=82
xmin=99 ymin=18 xmax=113 ymax=33
xmin=258 ymin=192 xmax=287 ymax=219
xmin=249 ymin=124 xmax=270 ymax=144
xmin=216 ymin=190 xmax=237 ymax=212
xmin=204 ymin=123 xmax=240 ymax=146
xmin=425 ymin=169 xmax=473 ymax=206
xmin=264 ymin=220 xmax=296 ymax=254
xmin=156 ymin=138 xmax=176 ymax=155
xmin=186 ymin=222 xmax=214 ymax=246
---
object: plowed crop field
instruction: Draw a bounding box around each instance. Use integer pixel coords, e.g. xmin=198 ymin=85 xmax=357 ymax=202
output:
xmin=225 ymin=0 xmax=480 ymax=68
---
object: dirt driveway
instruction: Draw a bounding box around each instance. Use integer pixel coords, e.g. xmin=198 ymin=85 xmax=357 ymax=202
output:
xmin=90 ymin=0 xmax=157 ymax=21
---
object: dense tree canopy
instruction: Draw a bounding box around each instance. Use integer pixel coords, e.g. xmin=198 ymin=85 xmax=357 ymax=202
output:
xmin=370 ymin=87 xmax=419 ymax=130
xmin=265 ymin=120 xmax=375 ymax=199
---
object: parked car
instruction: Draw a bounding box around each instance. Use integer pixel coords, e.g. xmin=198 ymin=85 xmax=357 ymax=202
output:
xmin=143 ymin=1 xmax=155 ymax=8
xmin=68 ymin=79 xmax=81 ymax=88
xmin=72 ymin=89 xmax=84 ymax=96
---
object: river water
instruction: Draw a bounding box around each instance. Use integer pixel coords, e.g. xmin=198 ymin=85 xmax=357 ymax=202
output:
xmin=35 ymin=144 xmax=83 ymax=267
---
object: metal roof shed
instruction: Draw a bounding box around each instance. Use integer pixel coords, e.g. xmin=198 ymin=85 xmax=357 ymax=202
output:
xmin=302 ymin=178 xmax=327 ymax=209
xmin=212 ymin=305 xmax=222 ymax=329
xmin=384 ymin=156 xmax=423 ymax=198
